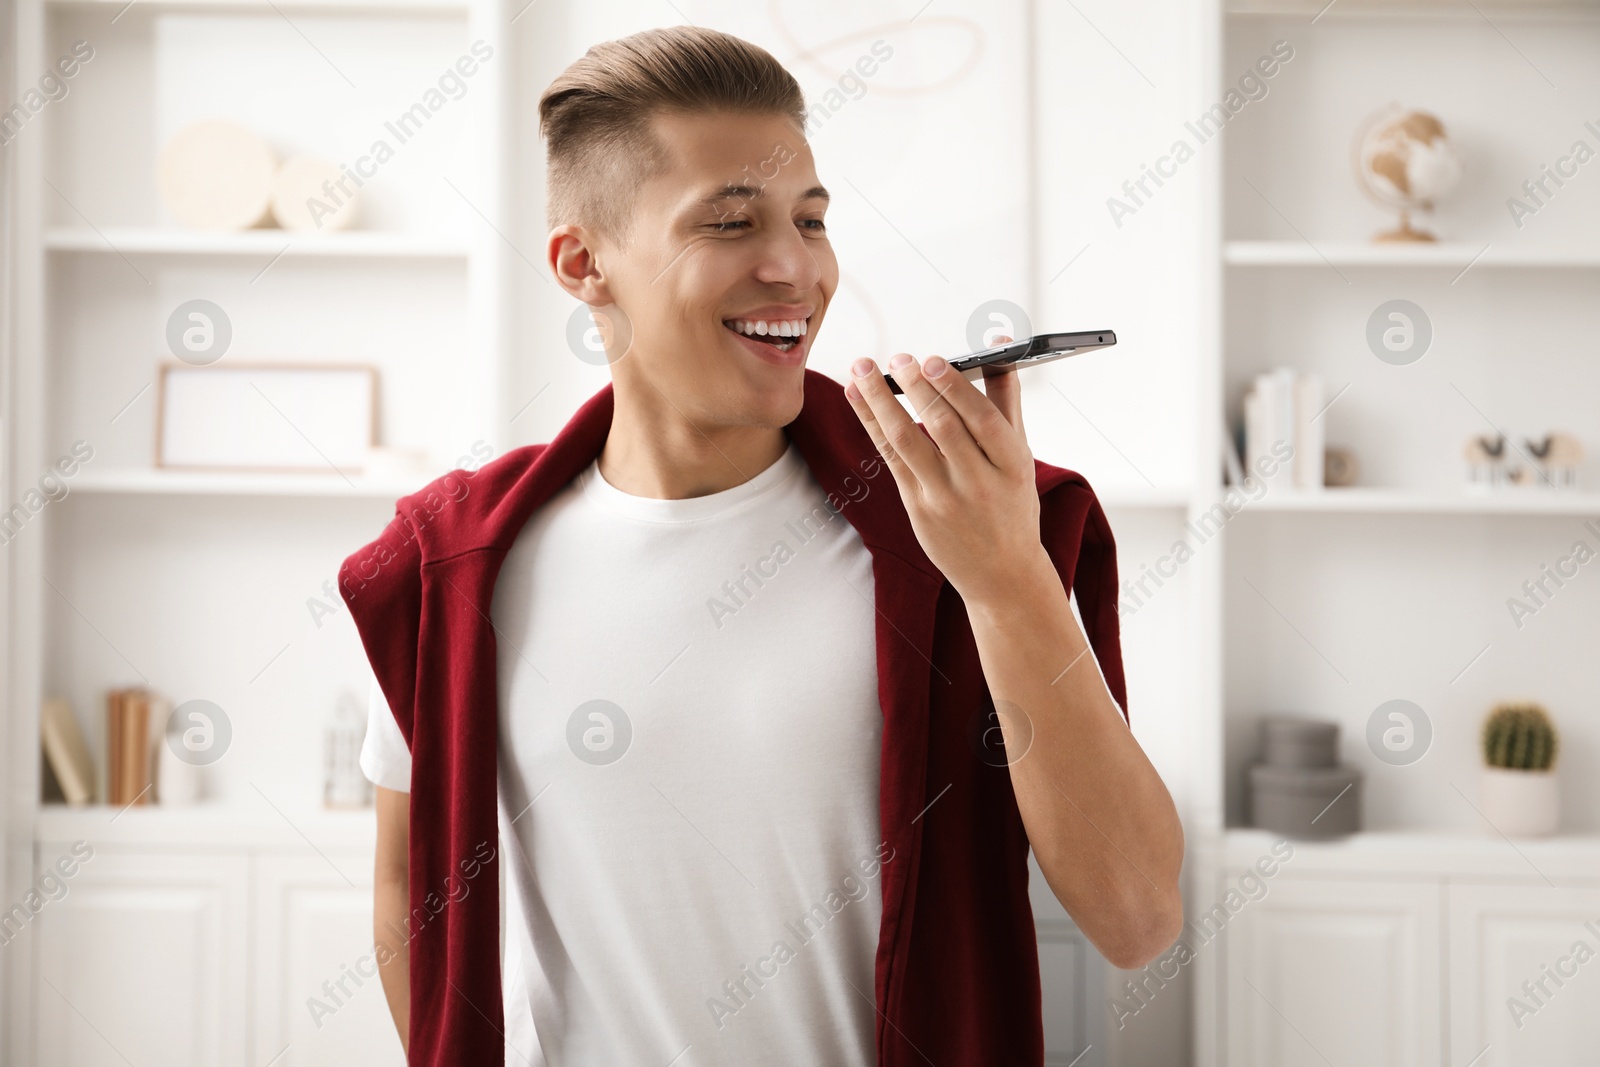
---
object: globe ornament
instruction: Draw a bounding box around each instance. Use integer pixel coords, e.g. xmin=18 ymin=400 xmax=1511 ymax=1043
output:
xmin=1354 ymin=105 xmax=1462 ymax=243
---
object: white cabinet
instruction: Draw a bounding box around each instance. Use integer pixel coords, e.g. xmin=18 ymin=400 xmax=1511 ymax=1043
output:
xmin=1448 ymin=882 xmax=1600 ymax=1067
xmin=1223 ymin=876 xmax=1442 ymax=1067
xmin=34 ymin=809 xmax=396 ymax=1067
xmin=253 ymin=852 xmax=405 ymax=1067
xmin=35 ymin=847 xmax=250 ymax=1067
xmin=1030 ymin=852 xmax=1107 ymax=1066
xmin=1212 ymin=831 xmax=1600 ymax=1067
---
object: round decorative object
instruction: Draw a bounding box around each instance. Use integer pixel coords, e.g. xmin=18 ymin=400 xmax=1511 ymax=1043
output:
xmin=156 ymin=119 xmax=276 ymax=231
xmin=272 ymin=157 xmax=360 ymax=233
xmin=1354 ymin=105 xmax=1461 ymax=242
xmin=1323 ymin=447 xmax=1358 ymax=487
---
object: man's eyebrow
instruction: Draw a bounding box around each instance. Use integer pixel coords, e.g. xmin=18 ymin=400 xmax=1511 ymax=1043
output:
xmin=693 ymin=184 xmax=831 ymax=209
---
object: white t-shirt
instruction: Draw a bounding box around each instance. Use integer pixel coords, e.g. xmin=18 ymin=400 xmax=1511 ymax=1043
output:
xmin=360 ymin=442 xmax=885 ymax=1067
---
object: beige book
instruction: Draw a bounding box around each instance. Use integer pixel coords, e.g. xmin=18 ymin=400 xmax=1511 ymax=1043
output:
xmin=41 ymin=698 xmax=95 ymax=805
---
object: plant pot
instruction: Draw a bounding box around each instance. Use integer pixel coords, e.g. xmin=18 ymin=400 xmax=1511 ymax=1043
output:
xmin=1480 ymin=766 xmax=1559 ymax=837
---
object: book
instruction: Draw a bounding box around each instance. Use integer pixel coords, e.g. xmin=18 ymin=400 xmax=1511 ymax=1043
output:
xmin=1244 ymin=369 xmax=1326 ymax=491
xmin=1292 ymin=373 xmax=1325 ymax=491
xmin=106 ymin=687 xmax=155 ymax=807
xmin=106 ymin=689 xmax=123 ymax=803
xmin=41 ymin=698 xmax=95 ymax=805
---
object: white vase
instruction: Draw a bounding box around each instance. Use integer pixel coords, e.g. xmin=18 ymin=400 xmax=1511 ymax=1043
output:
xmin=1480 ymin=766 xmax=1559 ymax=837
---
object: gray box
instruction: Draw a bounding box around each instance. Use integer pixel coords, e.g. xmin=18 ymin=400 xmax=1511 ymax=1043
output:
xmin=1248 ymin=762 xmax=1362 ymax=839
xmin=1260 ymin=715 xmax=1339 ymax=768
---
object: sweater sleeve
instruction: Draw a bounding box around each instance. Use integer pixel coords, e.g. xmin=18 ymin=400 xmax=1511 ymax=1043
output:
xmin=1039 ymin=474 xmax=1129 ymax=722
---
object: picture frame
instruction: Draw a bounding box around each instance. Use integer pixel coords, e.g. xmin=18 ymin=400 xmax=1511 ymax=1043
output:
xmin=155 ymin=363 xmax=378 ymax=473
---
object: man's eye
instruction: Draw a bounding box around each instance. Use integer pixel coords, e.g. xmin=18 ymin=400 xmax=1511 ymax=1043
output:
xmin=711 ymin=219 xmax=749 ymax=232
xmin=799 ymin=218 xmax=826 ymax=232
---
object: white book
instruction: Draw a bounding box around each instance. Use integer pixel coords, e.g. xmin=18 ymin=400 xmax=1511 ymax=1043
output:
xmin=1246 ymin=370 xmax=1296 ymax=491
xmin=1293 ymin=373 xmax=1325 ymax=490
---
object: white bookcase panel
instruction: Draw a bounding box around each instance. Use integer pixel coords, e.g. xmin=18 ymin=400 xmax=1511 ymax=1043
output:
xmin=45 ymin=7 xmax=482 ymax=234
xmin=46 ymin=252 xmax=478 ymax=471
xmin=1222 ymin=512 xmax=1600 ymax=833
xmin=44 ymin=493 xmax=398 ymax=807
xmin=1223 ymin=265 xmax=1600 ymax=493
xmin=1222 ymin=15 xmax=1600 ymax=248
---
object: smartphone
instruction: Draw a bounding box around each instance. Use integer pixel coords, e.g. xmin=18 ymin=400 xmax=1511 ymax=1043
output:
xmin=884 ymin=330 xmax=1117 ymax=395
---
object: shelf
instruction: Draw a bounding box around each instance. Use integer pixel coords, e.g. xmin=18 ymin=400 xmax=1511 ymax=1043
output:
xmin=70 ymin=469 xmax=1190 ymax=508
xmin=37 ymin=801 xmax=378 ymax=850
xmin=47 ymin=0 xmax=469 ymax=14
xmin=1221 ymin=827 xmax=1600 ymax=882
xmin=1233 ymin=488 xmax=1600 ymax=515
xmin=70 ymin=468 xmax=430 ymax=498
xmin=1224 ymin=241 xmax=1600 ymax=269
xmin=46 ymin=228 xmax=470 ymax=260
xmin=1226 ymin=0 xmax=1600 ymax=18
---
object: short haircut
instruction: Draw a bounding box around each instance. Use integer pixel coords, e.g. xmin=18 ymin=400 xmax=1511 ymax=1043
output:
xmin=537 ymin=26 xmax=807 ymax=247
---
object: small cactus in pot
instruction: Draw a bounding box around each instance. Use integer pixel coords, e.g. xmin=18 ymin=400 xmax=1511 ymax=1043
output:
xmin=1482 ymin=701 xmax=1559 ymax=771
xmin=1480 ymin=701 xmax=1560 ymax=837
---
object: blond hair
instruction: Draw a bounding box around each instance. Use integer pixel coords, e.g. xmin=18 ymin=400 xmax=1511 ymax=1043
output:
xmin=538 ymin=26 xmax=807 ymax=246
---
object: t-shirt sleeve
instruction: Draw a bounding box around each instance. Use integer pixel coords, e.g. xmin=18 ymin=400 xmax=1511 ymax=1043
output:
xmin=360 ymin=674 xmax=413 ymax=792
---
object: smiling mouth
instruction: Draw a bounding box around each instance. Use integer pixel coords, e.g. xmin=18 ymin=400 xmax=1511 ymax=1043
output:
xmin=722 ymin=316 xmax=808 ymax=354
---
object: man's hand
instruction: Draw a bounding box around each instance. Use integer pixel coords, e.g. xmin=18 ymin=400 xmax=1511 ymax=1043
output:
xmin=843 ymin=339 xmax=1055 ymax=607
xmin=845 ymin=340 xmax=1186 ymax=969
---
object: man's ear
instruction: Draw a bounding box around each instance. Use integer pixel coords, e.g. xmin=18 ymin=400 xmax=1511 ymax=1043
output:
xmin=549 ymin=225 xmax=615 ymax=305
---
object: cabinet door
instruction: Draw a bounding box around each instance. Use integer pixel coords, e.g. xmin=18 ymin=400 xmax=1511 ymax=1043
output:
xmin=1030 ymin=852 xmax=1105 ymax=1066
xmin=253 ymin=850 xmax=406 ymax=1067
xmin=1223 ymin=876 xmax=1441 ymax=1067
xmin=1448 ymin=881 xmax=1600 ymax=1067
xmin=35 ymin=846 xmax=249 ymax=1067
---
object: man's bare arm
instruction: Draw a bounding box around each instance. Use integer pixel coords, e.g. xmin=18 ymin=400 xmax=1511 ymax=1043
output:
xmin=841 ymin=351 xmax=1184 ymax=969
xmin=374 ymin=785 xmax=410 ymax=1055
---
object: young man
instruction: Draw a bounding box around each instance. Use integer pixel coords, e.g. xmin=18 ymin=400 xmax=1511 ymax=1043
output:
xmin=344 ymin=25 xmax=1183 ymax=1067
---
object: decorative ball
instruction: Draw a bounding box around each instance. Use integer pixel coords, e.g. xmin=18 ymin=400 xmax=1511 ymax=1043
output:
xmin=157 ymin=120 xmax=276 ymax=231
xmin=272 ymin=158 xmax=360 ymax=233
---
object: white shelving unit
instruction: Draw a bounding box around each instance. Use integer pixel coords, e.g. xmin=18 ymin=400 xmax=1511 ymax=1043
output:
xmin=1241 ymin=488 xmax=1600 ymax=514
xmin=1224 ymin=240 xmax=1600 ymax=268
xmin=5 ymin=0 xmax=508 ymax=1059
xmin=45 ymin=227 xmax=471 ymax=257
xmin=48 ymin=0 xmax=469 ymax=11
xmin=1199 ymin=4 xmax=1600 ymax=1066
xmin=69 ymin=468 xmax=438 ymax=497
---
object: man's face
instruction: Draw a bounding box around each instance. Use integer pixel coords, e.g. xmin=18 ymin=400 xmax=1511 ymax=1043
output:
xmin=580 ymin=109 xmax=837 ymax=429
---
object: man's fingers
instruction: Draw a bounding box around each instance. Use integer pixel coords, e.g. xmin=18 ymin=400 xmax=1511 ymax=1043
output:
xmin=884 ymin=355 xmax=985 ymax=470
xmin=980 ymin=335 xmax=1026 ymax=440
xmin=915 ymin=358 xmax=1024 ymax=470
xmin=845 ymin=357 xmax=940 ymax=487
xmin=982 ymin=365 xmax=1025 ymax=440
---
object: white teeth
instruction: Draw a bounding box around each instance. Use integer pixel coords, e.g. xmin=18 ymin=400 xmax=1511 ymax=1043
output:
xmin=726 ymin=317 xmax=809 ymax=340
